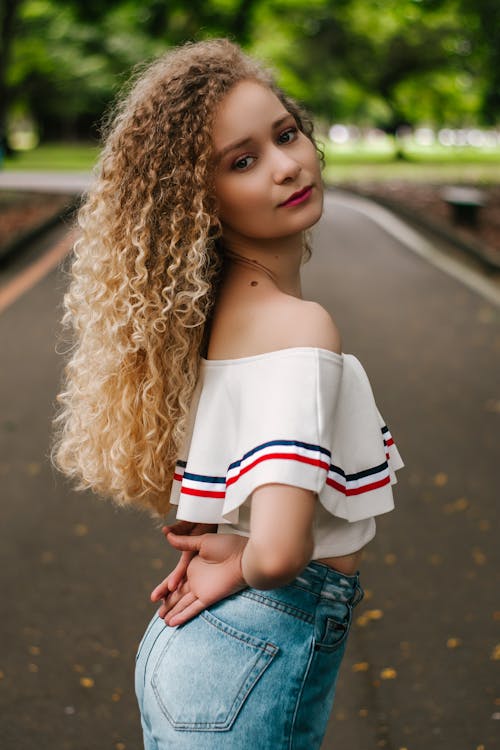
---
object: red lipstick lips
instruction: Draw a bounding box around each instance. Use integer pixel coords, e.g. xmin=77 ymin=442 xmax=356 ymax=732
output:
xmin=279 ymin=185 xmax=313 ymax=207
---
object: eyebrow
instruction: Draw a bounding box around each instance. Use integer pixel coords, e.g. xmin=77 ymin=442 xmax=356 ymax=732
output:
xmin=215 ymin=113 xmax=295 ymax=163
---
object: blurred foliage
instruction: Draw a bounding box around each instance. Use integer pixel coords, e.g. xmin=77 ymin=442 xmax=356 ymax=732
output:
xmin=1 ymin=0 xmax=499 ymax=144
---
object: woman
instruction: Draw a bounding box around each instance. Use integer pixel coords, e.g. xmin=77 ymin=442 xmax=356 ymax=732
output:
xmin=52 ymin=38 xmax=404 ymax=748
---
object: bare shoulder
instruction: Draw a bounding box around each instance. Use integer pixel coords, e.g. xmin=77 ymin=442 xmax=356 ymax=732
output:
xmin=257 ymin=295 xmax=342 ymax=354
xmin=208 ymin=288 xmax=342 ymax=359
xmin=282 ymin=298 xmax=342 ymax=353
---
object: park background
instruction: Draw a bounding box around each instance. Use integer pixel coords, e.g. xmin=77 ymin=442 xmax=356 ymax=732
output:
xmin=0 ymin=2 xmax=499 ymax=749
xmin=1 ymin=0 xmax=500 ymax=263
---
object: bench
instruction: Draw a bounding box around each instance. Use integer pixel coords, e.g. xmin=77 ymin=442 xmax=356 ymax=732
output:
xmin=441 ymin=186 xmax=486 ymax=227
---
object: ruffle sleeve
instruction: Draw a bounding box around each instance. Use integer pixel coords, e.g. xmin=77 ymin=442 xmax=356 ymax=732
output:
xmin=169 ymin=349 xmax=404 ymax=525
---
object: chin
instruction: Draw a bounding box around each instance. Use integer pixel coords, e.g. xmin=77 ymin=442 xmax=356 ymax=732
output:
xmin=302 ymin=201 xmax=324 ymax=231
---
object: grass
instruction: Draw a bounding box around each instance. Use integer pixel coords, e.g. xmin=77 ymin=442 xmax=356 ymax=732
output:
xmin=323 ymin=161 xmax=500 ymax=185
xmin=1 ymin=141 xmax=499 ymax=184
xmin=3 ymin=143 xmax=100 ymax=171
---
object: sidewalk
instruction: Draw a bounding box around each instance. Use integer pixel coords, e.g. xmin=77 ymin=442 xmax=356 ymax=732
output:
xmin=0 ymin=170 xmax=92 ymax=194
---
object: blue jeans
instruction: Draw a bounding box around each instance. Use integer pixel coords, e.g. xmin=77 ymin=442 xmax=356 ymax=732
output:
xmin=135 ymin=561 xmax=364 ymax=749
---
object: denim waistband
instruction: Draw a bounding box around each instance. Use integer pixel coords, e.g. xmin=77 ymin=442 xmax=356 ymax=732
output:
xmin=291 ymin=561 xmax=363 ymax=605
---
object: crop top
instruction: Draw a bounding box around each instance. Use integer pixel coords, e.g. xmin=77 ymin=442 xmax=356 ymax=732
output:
xmin=169 ymin=346 xmax=404 ymax=558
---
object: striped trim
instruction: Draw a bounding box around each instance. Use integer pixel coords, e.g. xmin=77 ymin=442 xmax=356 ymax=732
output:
xmin=326 ymin=460 xmax=391 ymax=496
xmin=173 ymin=459 xmax=187 ymax=484
xmin=226 ymin=439 xmax=331 ymax=488
xmin=175 ymin=427 xmax=398 ymax=500
xmin=382 ymin=424 xmax=395 ymax=460
xmin=177 ymin=465 xmax=226 ymax=499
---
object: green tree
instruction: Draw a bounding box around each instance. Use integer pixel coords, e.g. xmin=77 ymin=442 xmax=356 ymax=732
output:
xmin=251 ymin=0 xmax=492 ymax=128
xmin=2 ymin=0 xmax=499 ymax=145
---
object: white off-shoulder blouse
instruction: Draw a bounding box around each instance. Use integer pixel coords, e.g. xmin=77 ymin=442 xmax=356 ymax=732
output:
xmin=169 ymin=347 xmax=404 ymax=558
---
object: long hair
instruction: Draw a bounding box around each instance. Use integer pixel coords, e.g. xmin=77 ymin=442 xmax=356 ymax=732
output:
xmin=50 ymin=38 xmax=324 ymax=517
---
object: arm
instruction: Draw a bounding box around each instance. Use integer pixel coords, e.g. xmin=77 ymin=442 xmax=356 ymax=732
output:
xmin=156 ymin=484 xmax=316 ymax=625
xmin=240 ymin=483 xmax=316 ymax=589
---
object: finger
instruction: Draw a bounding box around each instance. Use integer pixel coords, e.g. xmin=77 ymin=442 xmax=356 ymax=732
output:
xmin=152 ymin=558 xmax=187 ymax=599
xmin=164 ymin=591 xmax=197 ymax=623
xmin=167 ymin=551 xmax=194 ymax=591
xmin=151 ymin=574 xmax=173 ymax=602
xmin=157 ymin=601 xmax=168 ymax=619
xmin=167 ymin=598 xmax=207 ymax=627
xmin=166 ymin=531 xmax=203 ymax=552
xmin=157 ymin=584 xmax=186 ymax=618
xmin=157 ymin=590 xmax=184 ymax=619
xmin=150 ymin=563 xmax=185 ymax=600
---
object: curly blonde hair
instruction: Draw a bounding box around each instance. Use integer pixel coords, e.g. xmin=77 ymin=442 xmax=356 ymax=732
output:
xmin=50 ymin=38 xmax=324 ymax=517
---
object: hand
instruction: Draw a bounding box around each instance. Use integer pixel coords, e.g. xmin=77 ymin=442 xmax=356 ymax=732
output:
xmin=151 ymin=521 xmax=218 ymax=599
xmin=153 ymin=532 xmax=249 ymax=627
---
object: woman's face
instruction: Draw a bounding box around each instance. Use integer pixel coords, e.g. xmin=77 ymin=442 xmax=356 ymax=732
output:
xmin=212 ymin=80 xmax=323 ymax=244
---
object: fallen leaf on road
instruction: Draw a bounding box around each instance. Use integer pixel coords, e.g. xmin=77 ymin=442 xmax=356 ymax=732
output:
xmin=446 ymin=637 xmax=462 ymax=648
xmin=384 ymin=553 xmax=397 ymax=565
xmin=28 ymin=646 xmax=40 ymax=655
xmin=366 ymin=609 xmax=384 ymax=620
xmin=472 ymin=548 xmax=487 ymax=565
xmin=356 ymin=609 xmax=384 ymax=627
xmin=433 ymin=472 xmax=448 ymax=486
xmin=80 ymin=677 xmax=94 ymax=688
xmin=491 ymin=644 xmax=500 ymax=661
xmin=380 ymin=667 xmax=397 ymax=679
xmin=74 ymin=523 xmax=88 ymax=537
xmin=352 ymin=662 xmax=370 ymax=672
xmin=428 ymin=553 xmax=443 ymax=565
xmin=443 ymin=497 xmax=469 ymax=513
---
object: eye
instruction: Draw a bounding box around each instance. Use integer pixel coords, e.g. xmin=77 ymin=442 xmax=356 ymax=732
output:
xmin=278 ymin=127 xmax=298 ymax=144
xmin=232 ymin=155 xmax=256 ymax=171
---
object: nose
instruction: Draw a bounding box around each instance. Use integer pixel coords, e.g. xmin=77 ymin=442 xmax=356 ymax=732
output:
xmin=271 ymin=145 xmax=301 ymax=184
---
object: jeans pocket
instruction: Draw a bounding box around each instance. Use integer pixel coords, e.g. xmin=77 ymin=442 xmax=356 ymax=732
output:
xmin=151 ymin=609 xmax=279 ymax=731
xmin=314 ymin=600 xmax=352 ymax=652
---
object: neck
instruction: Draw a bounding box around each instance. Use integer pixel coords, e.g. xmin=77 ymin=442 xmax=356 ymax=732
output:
xmin=221 ymin=232 xmax=305 ymax=298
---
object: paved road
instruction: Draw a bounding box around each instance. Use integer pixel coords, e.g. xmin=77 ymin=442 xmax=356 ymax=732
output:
xmin=0 ymin=189 xmax=498 ymax=750
xmin=0 ymin=170 xmax=92 ymax=194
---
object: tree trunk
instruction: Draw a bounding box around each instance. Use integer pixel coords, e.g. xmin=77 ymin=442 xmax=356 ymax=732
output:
xmin=0 ymin=0 xmax=21 ymax=149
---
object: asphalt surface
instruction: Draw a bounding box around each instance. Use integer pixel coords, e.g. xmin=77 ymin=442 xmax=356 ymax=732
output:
xmin=0 ymin=186 xmax=498 ymax=750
